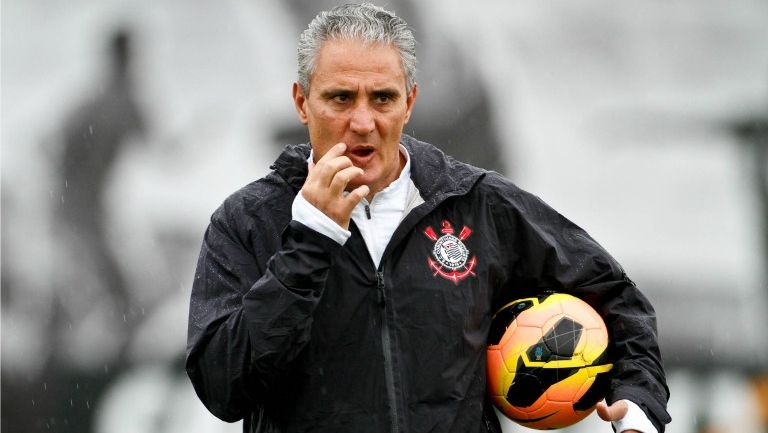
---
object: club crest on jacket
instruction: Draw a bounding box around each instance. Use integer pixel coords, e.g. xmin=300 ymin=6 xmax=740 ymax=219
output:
xmin=423 ymin=220 xmax=477 ymax=284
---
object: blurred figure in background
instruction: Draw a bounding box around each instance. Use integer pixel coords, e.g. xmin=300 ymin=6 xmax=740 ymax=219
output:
xmin=2 ymin=27 xmax=148 ymax=433
xmin=57 ymin=28 xmax=145 ymax=314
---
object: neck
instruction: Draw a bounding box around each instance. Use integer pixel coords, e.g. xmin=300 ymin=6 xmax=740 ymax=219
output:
xmin=366 ymin=149 xmax=407 ymax=202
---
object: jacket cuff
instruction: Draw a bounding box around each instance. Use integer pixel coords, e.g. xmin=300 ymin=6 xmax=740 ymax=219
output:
xmin=270 ymin=220 xmax=344 ymax=292
xmin=613 ymin=400 xmax=658 ymax=433
xmin=291 ymin=192 xmax=351 ymax=246
xmin=609 ymin=386 xmax=672 ymax=433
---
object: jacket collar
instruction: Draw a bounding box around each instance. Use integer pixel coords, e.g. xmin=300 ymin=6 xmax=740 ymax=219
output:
xmin=270 ymin=134 xmax=486 ymax=199
xmin=269 ymin=143 xmax=311 ymax=192
xmin=400 ymin=134 xmax=485 ymax=203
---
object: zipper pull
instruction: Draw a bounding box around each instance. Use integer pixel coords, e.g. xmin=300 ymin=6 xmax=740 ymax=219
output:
xmin=364 ymin=204 xmax=371 ymax=219
xmin=376 ymin=271 xmax=385 ymax=307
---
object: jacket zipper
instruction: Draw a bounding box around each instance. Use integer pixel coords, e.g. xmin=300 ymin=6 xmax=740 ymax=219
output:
xmin=377 ymin=270 xmax=399 ymax=433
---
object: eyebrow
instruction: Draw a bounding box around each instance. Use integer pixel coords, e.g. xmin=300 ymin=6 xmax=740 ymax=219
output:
xmin=319 ymin=86 xmax=402 ymax=99
xmin=373 ymin=88 xmax=400 ymax=98
xmin=320 ymin=88 xmax=355 ymax=99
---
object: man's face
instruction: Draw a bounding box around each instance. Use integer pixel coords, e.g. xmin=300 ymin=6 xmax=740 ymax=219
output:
xmin=293 ymin=38 xmax=418 ymax=196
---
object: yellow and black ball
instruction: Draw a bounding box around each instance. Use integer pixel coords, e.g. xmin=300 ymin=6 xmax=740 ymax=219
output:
xmin=487 ymin=293 xmax=613 ymax=430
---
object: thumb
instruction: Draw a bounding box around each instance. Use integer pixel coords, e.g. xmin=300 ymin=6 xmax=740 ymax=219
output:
xmin=596 ymin=399 xmax=629 ymax=422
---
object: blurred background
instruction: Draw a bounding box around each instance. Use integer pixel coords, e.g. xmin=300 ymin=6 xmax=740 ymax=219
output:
xmin=2 ymin=1 xmax=767 ymax=432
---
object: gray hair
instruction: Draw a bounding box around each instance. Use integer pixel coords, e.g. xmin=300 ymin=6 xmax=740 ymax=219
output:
xmin=297 ymin=3 xmax=417 ymax=94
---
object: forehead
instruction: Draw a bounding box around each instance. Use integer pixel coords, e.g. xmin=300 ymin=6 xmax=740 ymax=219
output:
xmin=310 ymin=38 xmax=406 ymax=89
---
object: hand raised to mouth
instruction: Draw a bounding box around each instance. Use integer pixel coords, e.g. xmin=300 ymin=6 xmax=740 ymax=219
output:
xmin=300 ymin=142 xmax=370 ymax=230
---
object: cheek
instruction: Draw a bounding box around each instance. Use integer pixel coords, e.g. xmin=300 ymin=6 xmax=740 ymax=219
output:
xmin=312 ymin=109 xmax=346 ymax=134
xmin=381 ymin=111 xmax=408 ymax=134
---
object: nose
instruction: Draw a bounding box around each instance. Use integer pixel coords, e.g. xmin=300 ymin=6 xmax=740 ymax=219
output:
xmin=349 ymin=103 xmax=375 ymax=136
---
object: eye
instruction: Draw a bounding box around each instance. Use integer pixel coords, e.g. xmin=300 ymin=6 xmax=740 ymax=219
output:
xmin=332 ymin=94 xmax=350 ymax=104
xmin=374 ymin=93 xmax=396 ymax=105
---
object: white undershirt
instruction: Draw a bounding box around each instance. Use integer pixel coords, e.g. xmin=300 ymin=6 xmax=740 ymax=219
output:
xmin=290 ymin=146 xmax=656 ymax=433
xmin=291 ymin=145 xmax=419 ymax=268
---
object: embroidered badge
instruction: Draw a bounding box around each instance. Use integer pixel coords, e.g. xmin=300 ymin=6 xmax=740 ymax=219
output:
xmin=423 ymin=220 xmax=477 ymax=284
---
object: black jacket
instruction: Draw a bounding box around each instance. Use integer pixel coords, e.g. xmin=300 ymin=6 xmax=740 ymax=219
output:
xmin=186 ymin=135 xmax=671 ymax=433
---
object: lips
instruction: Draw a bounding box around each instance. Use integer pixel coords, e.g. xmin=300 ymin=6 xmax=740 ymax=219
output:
xmin=346 ymin=146 xmax=375 ymax=166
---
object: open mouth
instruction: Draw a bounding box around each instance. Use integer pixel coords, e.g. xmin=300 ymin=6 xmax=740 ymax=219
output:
xmin=350 ymin=148 xmax=374 ymax=158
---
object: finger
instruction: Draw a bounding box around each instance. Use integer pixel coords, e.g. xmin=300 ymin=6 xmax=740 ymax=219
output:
xmin=307 ymin=142 xmax=347 ymax=184
xmin=311 ymin=155 xmax=354 ymax=187
xmin=329 ymin=185 xmax=369 ymax=229
xmin=596 ymin=400 xmax=629 ymax=422
xmin=343 ymin=185 xmax=370 ymax=210
xmin=329 ymin=166 xmax=365 ymax=195
xmin=315 ymin=142 xmax=347 ymax=164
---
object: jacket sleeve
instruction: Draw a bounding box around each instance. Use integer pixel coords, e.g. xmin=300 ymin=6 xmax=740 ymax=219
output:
xmin=185 ymin=202 xmax=341 ymax=422
xmin=489 ymin=179 xmax=672 ymax=432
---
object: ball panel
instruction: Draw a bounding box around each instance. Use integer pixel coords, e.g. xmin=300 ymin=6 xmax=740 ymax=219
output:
xmin=488 ymin=299 xmax=536 ymax=345
xmin=496 ymin=320 xmax=517 ymax=348
xmin=495 ymin=398 xmax=531 ymax=422
xmin=505 ymin=368 xmax=548 ymax=409
xmin=573 ymin=374 xmax=596 ymax=403
xmin=582 ymin=328 xmax=610 ymax=363
xmin=559 ymin=295 xmax=604 ymax=330
xmin=573 ymin=364 xmax=613 ymax=411
xmin=515 ymin=298 xmax=563 ymax=328
xmin=546 ymin=367 xmax=591 ymax=402
xmin=524 ymin=401 xmax=583 ymax=430
xmin=540 ymin=315 xmax=584 ymax=359
xmin=486 ymin=348 xmax=508 ymax=396
xmin=512 ymin=388 xmax=549 ymax=414
xmin=499 ymin=325 xmax=542 ymax=370
xmin=525 ymin=403 xmax=589 ymax=430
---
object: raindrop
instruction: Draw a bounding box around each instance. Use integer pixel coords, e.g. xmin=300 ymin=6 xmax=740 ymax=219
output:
xmin=88 ymin=125 xmax=93 ymax=135
xmin=43 ymin=382 xmax=47 ymax=391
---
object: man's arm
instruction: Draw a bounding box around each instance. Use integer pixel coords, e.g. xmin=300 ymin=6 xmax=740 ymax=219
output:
xmin=487 ymin=176 xmax=672 ymax=432
xmin=185 ymin=207 xmax=341 ymax=421
xmin=186 ymin=142 xmax=367 ymax=422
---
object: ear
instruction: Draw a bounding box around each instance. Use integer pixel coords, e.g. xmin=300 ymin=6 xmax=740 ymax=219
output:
xmin=403 ymin=83 xmax=418 ymax=124
xmin=292 ymin=82 xmax=309 ymax=125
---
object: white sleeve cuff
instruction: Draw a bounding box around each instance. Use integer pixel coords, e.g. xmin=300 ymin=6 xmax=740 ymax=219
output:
xmin=613 ymin=400 xmax=657 ymax=433
xmin=291 ymin=192 xmax=351 ymax=246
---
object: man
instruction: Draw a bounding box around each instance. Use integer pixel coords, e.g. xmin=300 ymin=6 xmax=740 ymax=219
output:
xmin=186 ymin=4 xmax=671 ymax=433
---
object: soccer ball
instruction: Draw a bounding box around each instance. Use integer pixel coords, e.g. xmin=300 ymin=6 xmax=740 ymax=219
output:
xmin=486 ymin=292 xmax=613 ymax=430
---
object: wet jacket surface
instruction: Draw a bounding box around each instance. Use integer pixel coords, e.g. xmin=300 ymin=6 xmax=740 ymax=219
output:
xmin=186 ymin=135 xmax=671 ymax=433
